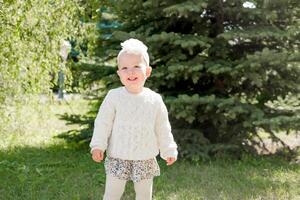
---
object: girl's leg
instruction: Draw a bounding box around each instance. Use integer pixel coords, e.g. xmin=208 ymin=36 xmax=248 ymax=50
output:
xmin=133 ymin=178 xmax=153 ymax=200
xmin=103 ymin=175 xmax=127 ymax=200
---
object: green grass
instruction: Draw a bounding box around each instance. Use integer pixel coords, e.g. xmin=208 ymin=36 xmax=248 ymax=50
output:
xmin=0 ymin=97 xmax=299 ymax=200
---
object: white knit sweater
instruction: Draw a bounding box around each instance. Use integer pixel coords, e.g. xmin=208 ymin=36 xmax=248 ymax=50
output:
xmin=89 ymin=86 xmax=178 ymax=160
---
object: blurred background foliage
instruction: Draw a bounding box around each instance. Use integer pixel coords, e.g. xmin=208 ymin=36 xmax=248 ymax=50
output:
xmin=1 ymin=0 xmax=300 ymax=160
xmin=0 ymin=0 xmax=87 ymax=137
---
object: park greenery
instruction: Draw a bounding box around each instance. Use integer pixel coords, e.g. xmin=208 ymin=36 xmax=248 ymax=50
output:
xmin=1 ymin=0 xmax=300 ymax=158
xmin=1 ymin=0 xmax=300 ymax=199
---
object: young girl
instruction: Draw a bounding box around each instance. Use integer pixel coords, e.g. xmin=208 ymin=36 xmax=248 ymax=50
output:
xmin=90 ymin=38 xmax=178 ymax=200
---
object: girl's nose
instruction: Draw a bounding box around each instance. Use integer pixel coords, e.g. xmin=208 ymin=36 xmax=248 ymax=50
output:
xmin=128 ymin=68 xmax=136 ymax=74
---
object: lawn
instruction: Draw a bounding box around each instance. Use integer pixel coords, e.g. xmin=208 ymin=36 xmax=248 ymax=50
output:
xmin=0 ymin=96 xmax=299 ymax=200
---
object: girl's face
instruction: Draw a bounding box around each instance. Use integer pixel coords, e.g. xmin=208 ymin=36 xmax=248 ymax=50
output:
xmin=117 ymin=53 xmax=152 ymax=94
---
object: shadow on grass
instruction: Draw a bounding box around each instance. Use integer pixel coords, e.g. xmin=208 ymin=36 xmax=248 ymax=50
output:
xmin=0 ymin=144 xmax=299 ymax=200
xmin=0 ymin=144 xmax=105 ymax=200
xmin=55 ymin=111 xmax=300 ymax=163
xmin=54 ymin=113 xmax=94 ymax=146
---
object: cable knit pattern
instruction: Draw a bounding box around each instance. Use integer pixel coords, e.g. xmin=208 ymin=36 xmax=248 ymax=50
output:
xmin=90 ymin=86 xmax=178 ymax=160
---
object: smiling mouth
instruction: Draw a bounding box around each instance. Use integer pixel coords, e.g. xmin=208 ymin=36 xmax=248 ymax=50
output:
xmin=128 ymin=77 xmax=138 ymax=81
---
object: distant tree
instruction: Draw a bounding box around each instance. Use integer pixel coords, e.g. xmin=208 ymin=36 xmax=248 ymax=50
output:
xmin=0 ymin=0 xmax=86 ymax=99
xmin=0 ymin=0 xmax=85 ymax=135
xmin=71 ymin=0 xmax=300 ymax=159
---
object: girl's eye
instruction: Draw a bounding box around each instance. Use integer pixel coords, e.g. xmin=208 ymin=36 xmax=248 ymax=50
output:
xmin=121 ymin=67 xmax=127 ymax=70
xmin=134 ymin=66 xmax=141 ymax=68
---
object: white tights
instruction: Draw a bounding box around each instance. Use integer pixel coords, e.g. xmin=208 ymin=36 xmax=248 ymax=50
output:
xmin=103 ymin=175 xmax=153 ymax=200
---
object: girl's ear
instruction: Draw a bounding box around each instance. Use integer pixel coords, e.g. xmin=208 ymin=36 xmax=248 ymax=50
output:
xmin=146 ymin=66 xmax=152 ymax=78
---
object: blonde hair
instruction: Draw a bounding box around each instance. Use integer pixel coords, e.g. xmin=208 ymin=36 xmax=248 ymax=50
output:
xmin=117 ymin=38 xmax=150 ymax=66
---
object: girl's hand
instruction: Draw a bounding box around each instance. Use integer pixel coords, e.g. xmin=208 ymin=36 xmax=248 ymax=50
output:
xmin=166 ymin=157 xmax=176 ymax=166
xmin=92 ymin=149 xmax=104 ymax=163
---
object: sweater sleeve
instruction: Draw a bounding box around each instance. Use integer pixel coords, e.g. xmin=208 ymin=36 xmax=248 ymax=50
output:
xmin=89 ymin=90 xmax=115 ymax=153
xmin=155 ymin=95 xmax=178 ymax=160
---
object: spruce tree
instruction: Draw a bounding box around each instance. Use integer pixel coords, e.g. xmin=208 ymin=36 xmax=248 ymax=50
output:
xmin=74 ymin=0 xmax=300 ymax=158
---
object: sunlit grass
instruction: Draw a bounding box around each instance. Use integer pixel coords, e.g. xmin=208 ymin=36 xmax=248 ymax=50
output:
xmin=1 ymin=95 xmax=90 ymax=149
xmin=0 ymin=96 xmax=299 ymax=200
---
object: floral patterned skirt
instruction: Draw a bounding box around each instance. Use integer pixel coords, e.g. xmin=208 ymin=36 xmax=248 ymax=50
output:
xmin=104 ymin=156 xmax=160 ymax=183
